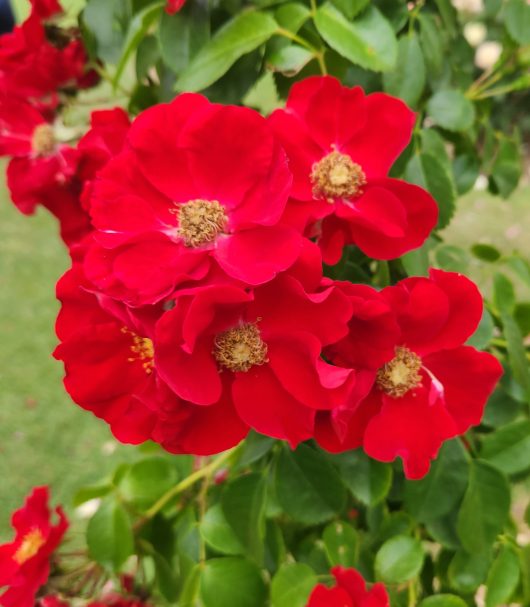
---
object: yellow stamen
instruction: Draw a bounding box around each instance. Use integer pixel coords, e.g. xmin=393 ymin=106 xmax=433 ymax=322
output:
xmin=311 ymin=150 xmax=366 ymax=202
xmin=376 ymin=346 xmax=422 ymax=398
xmin=31 ymin=124 xmax=56 ymax=156
xmin=176 ymin=199 xmax=228 ymax=247
xmin=213 ymin=323 xmax=268 ymax=373
xmin=13 ymin=528 xmax=46 ymax=565
xmin=121 ymin=327 xmax=154 ymax=374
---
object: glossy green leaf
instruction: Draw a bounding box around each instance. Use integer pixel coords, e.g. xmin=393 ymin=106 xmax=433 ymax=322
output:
xmin=427 ymin=90 xmax=475 ymax=132
xmin=375 ymin=535 xmax=425 ymax=584
xmin=481 ymin=420 xmax=530 ymax=476
xmin=120 ymin=457 xmax=178 ymax=510
xmin=489 ymin=137 xmax=522 ymax=199
xmin=330 ymin=450 xmax=392 ymax=506
xmin=271 ymin=563 xmax=317 ymax=607
xmin=83 ymin=0 xmax=130 ymax=63
xmin=404 ymin=153 xmax=456 ymax=230
xmin=158 ymin=3 xmax=209 ymax=74
xmin=420 ymin=596 xmax=468 ymax=607
xmin=221 ymin=473 xmax=267 ymax=563
xmin=383 ymin=34 xmax=425 ymax=107
xmin=485 ymin=544 xmax=520 ymax=607
xmin=275 ymin=444 xmax=346 ymax=524
xmin=471 ymin=243 xmax=501 ymax=263
xmin=200 ymin=557 xmax=267 ymax=607
xmin=200 ymin=504 xmax=244 ymax=555
xmin=113 ymin=2 xmax=163 ymax=86
xmin=466 ymin=308 xmax=494 ymax=350
xmin=73 ymin=483 xmax=112 ymax=507
xmin=405 ymin=440 xmax=469 ymax=523
xmin=331 ymin=0 xmax=369 ymax=19
xmin=87 ymin=498 xmax=134 ymax=571
xmin=457 ymin=460 xmax=510 ymax=553
xmin=419 ymin=14 xmax=443 ymax=76
xmin=176 ymin=11 xmax=278 ymax=91
xmin=505 ymin=0 xmax=530 ymax=45
xmin=448 ymin=549 xmax=491 ymax=594
xmin=314 ymin=4 xmax=397 ymax=72
xmin=453 ymin=154 xmax=480 ymax=195
xmin=274 ymin=2 xmax=310 ymax=31
xmin=323 ymin=521 xmax=359 ymax=567
xmin=268 ymin=45 xmax=314 ymax=75
xmin=434 ymin=244 xmax=469 ymax=273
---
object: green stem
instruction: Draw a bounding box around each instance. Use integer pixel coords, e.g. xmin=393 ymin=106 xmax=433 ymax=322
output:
xmin=275 ymin=27 xmax=327 ymax=75
xmin=139 ymin=447 xmax=237 ymax=524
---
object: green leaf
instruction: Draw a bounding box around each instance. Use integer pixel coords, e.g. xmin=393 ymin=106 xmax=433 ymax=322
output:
xmin=404 ymin=153 xmax=456 ymax=229
xmin=419 ymin=14 xmax=443 ymax=76
xmin=314 ymin=4 xmax=397 ymax=72
xmin=152 ymin=550 xmax=179 ymax=602
xmin=136 ymin=35 xmax=160 ymax=80
xmin=329 ymin=450 xmax=392 ymax=506
xmin=505 ymin=0 xmax=530 ymax=45
xmin=72 ymin=483 xmax=112 ymax=507
xmin=200 ymin=504 xmax=244 ymax=555
xmin=200 ymin=557 xmax=267 ymax=607
xmin=120 ymin=457 xmax=178 ymax=510
xmin=87 ymin=498 xmax=134 ymax=571
xmin=493 ymin=272 xmax=516 ymax=314
xmin=158 ymin=3 xmax=210 ymax=74
xmin=471 ymin=243 xmax=501 ymax=263
xmin=383 ymin=34 xmax=425 ymax=107
xmin=331 ymin=0 xmax=370 ymax=20
xmin=221 ymin=473 xmax=267 ymax=564
xmin=515 ymin=302 xmax=530 ymax=336
xmin=275 ymin=444 xmax=346 ymax=524
xmin=268 ymin=45 xmax=314 ymax=75
xmin=405 ymin=440 xmax=469 ymax=524
xmin=434 ymin=244 xmax=469 ymax=273
xmin=466 ymin=308 xmax=494 ymax=350
xmin=83 ymin=0 xmax=130 ymax=64
xmin=485 ymin=544 xmax=520 ymax=607
xmin=271 ymin=563 xmax=317 ymax=607
xmin=375 ymin=535 xmax=424 ymax=585
xmin=179 ymin=563 xmax=201 ymax=607
xmin=176 ymin=11 xmax=278 ymax=91
xmin=114 ymin=2 xmax=163 ymax=86
xmin=420 ymin=596 xmax=468 ymax=607
xmin=481 ymin=420 xmax=530 ymax=476
xmin=453 ymin=154 xmax=480 ymax=195
xmin=323 ymin=521 xmax=359 ymax=567
xmin=489 ymin=137 xmax=522 ymax=199
xmin=483 ymin=388 xmax=522 ymax=428
xmin=274 ymin=2 xmax=310 ymax=31
xmin=427 ymin=90 xmax=476 ymax=132
xmin=457 ymin=460 xmax=510 ymax=554
xmin=448 ymin=549 xmax=491 ymax=594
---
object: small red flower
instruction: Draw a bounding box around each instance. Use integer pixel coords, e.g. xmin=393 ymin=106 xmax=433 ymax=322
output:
xmin=165 ymin=0 xmax=186 ymax=14
xmin=269 ymin=76 xmax=438 ymax=264
xmin=30 ymin=0 xmax=63 ymax=20
xmin=316 ymin=269 xmax=503 ymax=479
xmin=307 ymin=566 xmax=389 ymax=607
xmin=85 ymin=93 xmax=300 ymax=305
xmin=0 ymin=98 xmax=91 ymax=247
xmin=154 ymin=266 xmax=361 ymax=447
xmin=0 ymin=487 xmax=68 ymax=607
xmin=54 ymin=263 xmax=248 ymax=455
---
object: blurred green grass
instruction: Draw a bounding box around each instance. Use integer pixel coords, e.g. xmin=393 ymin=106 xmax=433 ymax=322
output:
xmin=0 ymin=181 xmax=135 ymax=541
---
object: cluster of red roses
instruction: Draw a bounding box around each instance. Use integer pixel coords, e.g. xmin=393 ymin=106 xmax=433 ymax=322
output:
xmin=0 ymin=487 xmax=151 ymax=607
xmin=0 ymin=0 xmax=100 ymax=245
xmin=36 ymin=75 xmax=499 ymax=480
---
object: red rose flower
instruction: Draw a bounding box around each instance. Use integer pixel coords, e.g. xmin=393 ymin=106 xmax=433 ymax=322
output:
xmin=0 ymin=99 xmax=91 ymax=247
xmin=165 ymin=0 xmax=186 ymax=13
xmin=316 ymin=269 xmax=503 ymax=479
xmin=0 ymin=487 xmax=68 ymax=607
xmin=307 ymin=566 xmax=389 ymax=607
xmin=30 ymin=0 xmax=63 ymax=20
xmin=85 ymin=93 xmax=300 ymax=305
xmin=268 ymin=76 xmax=438 ymax=264
xmin=54 ymin=264 xmax=248 ymax=454
xmin=154 ymin=262 xmax=365 ymax=447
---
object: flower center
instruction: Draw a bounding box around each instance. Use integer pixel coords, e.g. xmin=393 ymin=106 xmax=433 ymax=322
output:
xmin=31 ymin=124 xmax=56 ymax=156
xmin=176 ymin=199 xmax=228 ymax=247
xmin=213 ymin=323 xmax=268 ymax=373
xmin=311 ymin=150 xmax=366 ymax=202
xmin=122 ymin=327 xmax=154 ymax=374
xmin=376 ymin=346 xmax=422 ymax=398
xmin=14 ymin=528 xmax=46 ymax=565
